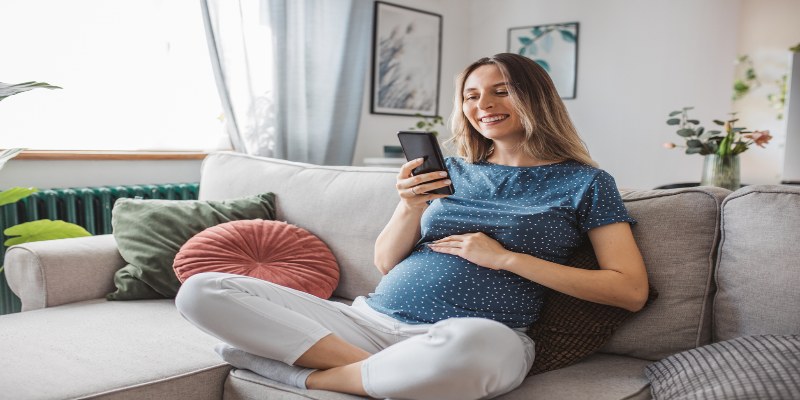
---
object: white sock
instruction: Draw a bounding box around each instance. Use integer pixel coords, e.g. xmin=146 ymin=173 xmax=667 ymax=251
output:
xmin=214 ymin=343 xmax=314 ymax=389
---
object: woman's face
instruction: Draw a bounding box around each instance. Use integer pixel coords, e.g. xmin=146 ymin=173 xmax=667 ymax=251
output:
xmin=461 ymin=64 xmax=525 ymax=143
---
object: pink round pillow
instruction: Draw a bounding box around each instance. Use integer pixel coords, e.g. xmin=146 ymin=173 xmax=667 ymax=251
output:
xmin=173 ymin=219 xmax=339 ymax=298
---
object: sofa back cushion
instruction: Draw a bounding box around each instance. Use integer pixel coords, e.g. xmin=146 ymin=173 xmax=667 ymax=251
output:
xmin=199 ymin=152 xmax=395 ymax=300
xmin=713 ymin=185 xmax=800 ymax=341
xmin=599 ymin=187 xmax=730 ymax=360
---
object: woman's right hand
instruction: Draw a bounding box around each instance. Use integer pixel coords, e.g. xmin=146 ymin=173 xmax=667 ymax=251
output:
xmin=397 ymin=158 xmax=452 ymax=209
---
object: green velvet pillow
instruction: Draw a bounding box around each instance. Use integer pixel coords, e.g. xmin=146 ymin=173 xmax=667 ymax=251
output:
xmin=107 ymin=193 xmax=276 ymax=300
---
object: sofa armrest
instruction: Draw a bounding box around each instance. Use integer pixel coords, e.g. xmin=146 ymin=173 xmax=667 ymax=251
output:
xmin=4 ymin=235 xmax=126 ymax=311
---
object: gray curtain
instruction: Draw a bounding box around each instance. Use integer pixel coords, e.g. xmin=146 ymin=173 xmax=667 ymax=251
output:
xmin=201 ymin=0 xmax=373 ymax=165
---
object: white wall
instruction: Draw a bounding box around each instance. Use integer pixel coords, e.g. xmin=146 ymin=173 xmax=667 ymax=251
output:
xmin=462 ymin=0 xmax=741 ymax=189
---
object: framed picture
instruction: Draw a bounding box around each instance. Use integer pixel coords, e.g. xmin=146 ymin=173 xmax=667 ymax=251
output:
xmin=507 ymin=22 xmax=579 ymax=99
xmin=371 ymin=2 xmax=442 ymax=117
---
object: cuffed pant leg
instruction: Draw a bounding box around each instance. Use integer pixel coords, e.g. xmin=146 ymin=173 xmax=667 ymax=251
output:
xmin=175 ymin=272 xmax=383 ymax=365
xmin=362 ymin=318 xmax=534 ymax=400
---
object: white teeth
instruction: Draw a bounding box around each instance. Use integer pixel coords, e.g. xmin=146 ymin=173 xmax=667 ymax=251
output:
xmin=480 ymin=115 xmax=507 ymax=123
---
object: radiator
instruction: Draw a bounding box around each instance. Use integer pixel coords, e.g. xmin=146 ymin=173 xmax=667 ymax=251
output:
xmin=0 ymin=183 xmax=199 ymax=315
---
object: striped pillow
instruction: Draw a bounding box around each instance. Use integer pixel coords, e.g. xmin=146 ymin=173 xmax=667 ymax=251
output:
xmin=645 ymin=335 xmax=800 ymax=399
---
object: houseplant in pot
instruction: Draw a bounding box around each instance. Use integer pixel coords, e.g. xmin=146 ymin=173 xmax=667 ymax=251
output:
xmin=0 ymin=82 xmax=91 ymax=275
xmin=663 ymin=107 xmax=772 ymax=191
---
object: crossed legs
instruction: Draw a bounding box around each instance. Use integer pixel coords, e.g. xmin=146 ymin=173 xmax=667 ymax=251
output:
xmin=176 ymin=272 xmax=533 ymax=400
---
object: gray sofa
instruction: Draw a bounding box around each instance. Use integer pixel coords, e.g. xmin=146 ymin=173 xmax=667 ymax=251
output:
xmin=1 ymin=151 xmax=798 ymax=400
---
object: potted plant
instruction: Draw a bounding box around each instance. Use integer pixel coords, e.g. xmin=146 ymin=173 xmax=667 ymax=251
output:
xmin=662 ymin=107 xmax=772 ymax=190
xmin=0 ymin=82 xmax=91 ymax=274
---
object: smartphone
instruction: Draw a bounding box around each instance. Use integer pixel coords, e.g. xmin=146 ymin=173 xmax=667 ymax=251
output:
xmin=397 ymin=131 xmax=454 ymax=195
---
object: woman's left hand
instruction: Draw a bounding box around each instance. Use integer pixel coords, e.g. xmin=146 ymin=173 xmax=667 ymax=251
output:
xmin=428 ymin=233 xmax=511 ymax=270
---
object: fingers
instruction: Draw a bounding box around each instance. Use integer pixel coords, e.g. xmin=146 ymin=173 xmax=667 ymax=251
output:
xmin=433 ymin=234 xmax=466 ymax=243
xmin=399 ymin=158 xmax=425 ymax=178
xmin=396 ymin=159 xmax=450 ymax=206
xmin=408 ymin=179 xmax=452 ymax=195
xmin=396 ymin=170 xmax=450 ymax=199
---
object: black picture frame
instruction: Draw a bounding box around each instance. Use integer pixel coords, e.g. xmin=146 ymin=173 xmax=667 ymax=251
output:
xmin=507 ymin=22 xmax=579 ymax=99
xmin=371 ymin=1 xmax=442 ymax=117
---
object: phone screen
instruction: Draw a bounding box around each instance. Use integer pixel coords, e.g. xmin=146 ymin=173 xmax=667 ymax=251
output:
xmin=397 ymin=131 xmax=454 ymax=195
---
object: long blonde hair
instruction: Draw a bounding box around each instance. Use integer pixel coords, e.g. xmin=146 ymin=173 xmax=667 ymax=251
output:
xmin=448 ymin=53 xmax=596 ymax=167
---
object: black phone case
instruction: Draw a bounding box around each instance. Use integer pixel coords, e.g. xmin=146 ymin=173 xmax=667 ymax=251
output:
xmin=397 ymin=131 xmax=455 ymax=195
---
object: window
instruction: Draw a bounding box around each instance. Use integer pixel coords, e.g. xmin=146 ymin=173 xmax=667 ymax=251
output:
xmin=0 ymin=0 xmax=229 ymax=151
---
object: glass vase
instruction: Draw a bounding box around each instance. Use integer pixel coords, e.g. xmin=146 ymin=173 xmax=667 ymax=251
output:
xmin=700 ymin=154 xmax=740 ymax=191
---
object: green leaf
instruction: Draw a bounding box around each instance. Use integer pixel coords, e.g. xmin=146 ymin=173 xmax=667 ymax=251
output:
xmin=687 ymin=119 xmax=700 ymax=125
xmin=745 ymin=68 xmax=756 ymax=81
xmin=686 ymin=139 xmax=703 ymax=147
xmin=732 ymin=142 xmax=748 ymax=155
xmin=682 ymin=106 xmax=695 ymax=110
xmin=713 ymin=120 xmax=725 ymax=126
xmin=668 ymin=111 xmax=682 ymax=117
xmin=733 ymin=80 xmax=749 ymax=92
xmin=0 ymin=81 xmax=61 ymax=102
xmin=0 ymin=148 xmax=25 ymax=171
xmin=667 ymin=118 xmax=681 ymax=126
xmin=0 ymin=187 xmax=38 ymax=207
xmin=4 ymin=220 xmax=91 ymax=247
xmin=685 ymin=147 xmax=703 ymax=154
xmin=535 ymin=59 xmax=550 ymax=72
xmin=542 ymin=32 xmax=554 ymax=52
xmin=696 ymin=126 xmax=705 ymax=136
xmin=532 ymin=27 xmax=542 ymax=37
xmin=416 ymin=121 xmax=425 ymax=129
xmin=519 ymin=47 xmax=526 ymax=56
xmin=677 ymin=128 xmax=696 ymax=137
xmin=518 ymin=37 xmax=533 ymax=45
xmin=559 ymin=30 xmax=576 ymax=43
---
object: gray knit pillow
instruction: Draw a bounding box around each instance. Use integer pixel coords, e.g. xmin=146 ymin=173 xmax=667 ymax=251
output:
xmin=645 ymin=335 xmax=800 ymax=399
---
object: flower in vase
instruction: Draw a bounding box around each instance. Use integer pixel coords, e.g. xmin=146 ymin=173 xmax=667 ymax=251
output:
xmin=742 ymin=130 xmax=773 ymax=148
xmin=663 ymin=107 xmax=772 ymax=156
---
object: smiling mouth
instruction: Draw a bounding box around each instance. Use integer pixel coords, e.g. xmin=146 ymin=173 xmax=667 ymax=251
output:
xmin=480 ymin=115 xmax=509 ymax=123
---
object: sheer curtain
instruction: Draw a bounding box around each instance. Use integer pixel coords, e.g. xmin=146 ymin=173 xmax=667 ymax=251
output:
xmin=201 ymin=0 xmax=373 ymax=164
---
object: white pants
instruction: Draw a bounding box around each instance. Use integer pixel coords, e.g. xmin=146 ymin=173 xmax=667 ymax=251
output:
xmin=175 ymin=272 xmax=534 ymax=400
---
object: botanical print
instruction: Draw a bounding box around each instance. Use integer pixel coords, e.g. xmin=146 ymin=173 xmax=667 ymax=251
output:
xmin=372 ymin=2 xmax=442 ymax=116
xmin=508 ymin=22 xmax=578 ymax=99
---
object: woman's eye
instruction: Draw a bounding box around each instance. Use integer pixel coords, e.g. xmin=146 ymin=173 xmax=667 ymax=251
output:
xmin=496 ymin=90 xmax=508 ymax=96
xmin=464 ymin=95 xmax=477 ymax=101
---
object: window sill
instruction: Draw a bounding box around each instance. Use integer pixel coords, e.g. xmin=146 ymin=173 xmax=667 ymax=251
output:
xmin=11 ymin=150 xmax=210 ymax=161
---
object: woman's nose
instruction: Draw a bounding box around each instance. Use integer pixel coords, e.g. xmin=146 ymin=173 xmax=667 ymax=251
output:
xmin=477 ymin=96 xmax=493 ymax=110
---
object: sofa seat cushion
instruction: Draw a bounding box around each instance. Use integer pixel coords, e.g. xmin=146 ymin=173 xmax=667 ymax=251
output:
xmin=0 ymin=299 xmax=230 ymax=400
xmin=224 ymin=369 xmax=367 ymax=400
xmin=221 ymin=354 xmax=651 ymax=400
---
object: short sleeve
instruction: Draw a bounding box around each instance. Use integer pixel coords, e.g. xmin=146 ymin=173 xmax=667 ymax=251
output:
xmin=576 ymin=170 xmax=636 ymax=232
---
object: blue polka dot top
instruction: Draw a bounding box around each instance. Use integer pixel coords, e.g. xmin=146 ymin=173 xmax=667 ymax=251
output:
xmin=365 ymin=157 xmax=636 ymax=328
